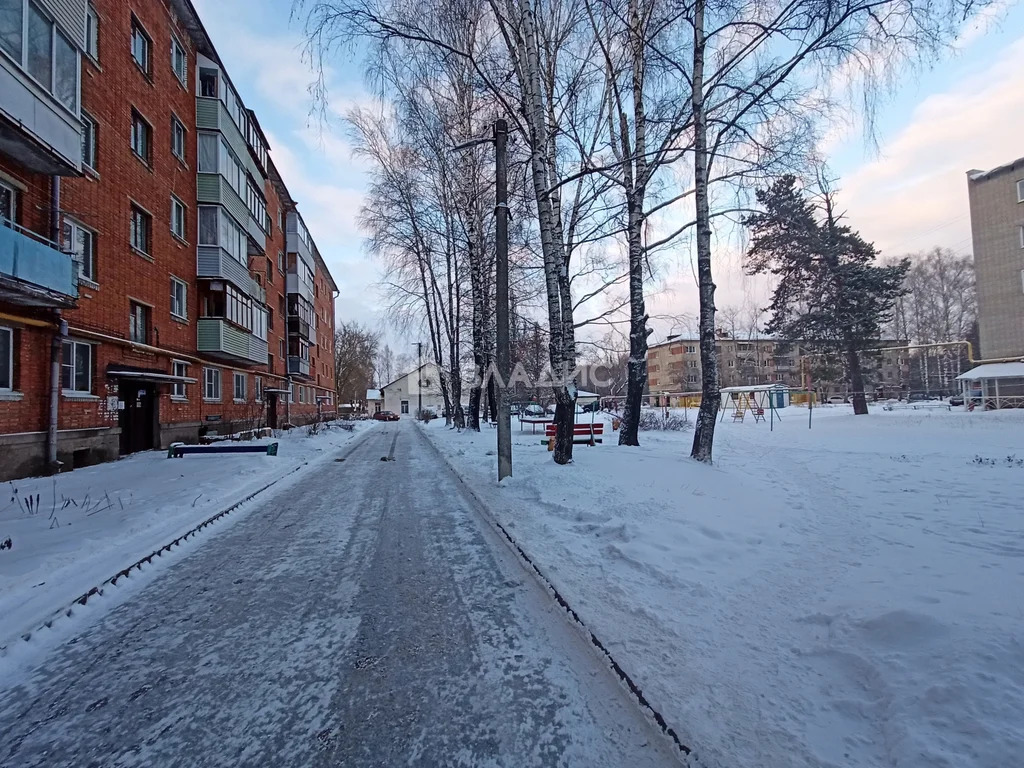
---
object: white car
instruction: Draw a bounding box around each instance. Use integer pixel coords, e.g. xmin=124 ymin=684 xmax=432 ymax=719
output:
xmin=827 ymin=395 xmax=846 ymax=404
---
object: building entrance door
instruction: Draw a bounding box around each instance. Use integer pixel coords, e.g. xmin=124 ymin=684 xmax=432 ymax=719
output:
xmin=119 ymin=384 xmax=157 ymax=455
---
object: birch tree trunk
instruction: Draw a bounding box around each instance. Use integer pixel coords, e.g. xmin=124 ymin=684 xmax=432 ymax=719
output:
xmin=690 ymin=0 xmax=721 ymax=463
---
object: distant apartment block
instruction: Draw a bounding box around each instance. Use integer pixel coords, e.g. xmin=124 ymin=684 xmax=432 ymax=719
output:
xmin=967 ymin=158 xmax=1024 ymax=359
xmin=0 ymin=0 xmax=338 ymax=480
xmin=647 ymin=335 xmax=910 ymax=400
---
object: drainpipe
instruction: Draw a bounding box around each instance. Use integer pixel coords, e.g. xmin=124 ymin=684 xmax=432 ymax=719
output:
xmin=46 ymin=177 xmax=64 ymax=474
xmin=285 ymin=375 xmax=292 ymax=427
xmin=48 ymin=314 xmax=68 ymax=473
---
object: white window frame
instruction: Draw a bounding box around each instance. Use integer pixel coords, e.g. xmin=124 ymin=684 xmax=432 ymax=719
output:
xmin=254 ymin=375 xmax=263 ymax=401
xmin=1017 ymin=179 xmax=1024 ymax=203
xmin=81 ymin=111 xmax=97 ymax=169
xmin=61 ymin=340 xmax=92 ymax=393
xmin=1020 ymin=225 xmax=1024 ymax=249
xmin=130 ymin=16 xmax=150 ymax=74
xmin=130 ymin=109 xmax=151 ymax=164
xmin=400 ymin=400 xmax=409 ymax=414
xmin=130 ymin=204 xmax=151 ymax=255
xmin=171 ymin=114 xmax=186 ymax=161
xmin=84 ymin=3 xmax=98 ymax=60
xmin=686 ymin=374 xmax=697 ymax=384
xmin=170 ymin=277 xmax=187 ymax=320
xmin=171 ymin=360 xmax=188 ymax=399
xmin=171 ymin=34 xmax=186 ymax=85
xmin=204 ymin=367 xmax=221 ymax=402
xmin=61 ymin=217 xmax=96 ymax=283
xmin=170 ymin=195 xmax=186 ymax=240
xmin=0 ymin=326 xmax=12 ymax=391
xmin=0 ymin=179 xmax=16 ymax=223
xmin=233 ymin=371 xmax=246 ymax=402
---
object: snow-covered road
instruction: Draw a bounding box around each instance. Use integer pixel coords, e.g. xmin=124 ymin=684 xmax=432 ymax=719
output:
xmin=0 ymin=421 xmax=677 ymax=767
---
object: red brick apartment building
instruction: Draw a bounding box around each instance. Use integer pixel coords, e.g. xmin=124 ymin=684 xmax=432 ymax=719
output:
xmin=0 ymin=0 xmax=338 ymax=480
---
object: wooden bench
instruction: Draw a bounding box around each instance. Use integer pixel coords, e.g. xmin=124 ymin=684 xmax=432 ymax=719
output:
xmin=168 ymin=442 xmax=278 ymax=458
xmin=542 ymin=422 xmax=603 ymax=447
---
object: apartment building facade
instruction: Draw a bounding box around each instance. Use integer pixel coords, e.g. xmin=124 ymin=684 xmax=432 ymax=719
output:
xmin=0 ymin=0 xmax=337 ymax=481
xmin=967 ymin=158 xmax=1024 ymax=359
xmin=647 ymin=335 xmax=911 ymax=401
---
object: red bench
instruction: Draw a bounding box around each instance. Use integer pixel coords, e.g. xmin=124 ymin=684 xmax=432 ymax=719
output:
xmin=542 ymin=422 xmax=604 ymax=446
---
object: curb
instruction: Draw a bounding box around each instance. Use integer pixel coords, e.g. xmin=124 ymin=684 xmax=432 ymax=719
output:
xmin=417 ymin=424 xmax=701 ymax=766
xmin=9 ymin=426 xmax=377 ymax=650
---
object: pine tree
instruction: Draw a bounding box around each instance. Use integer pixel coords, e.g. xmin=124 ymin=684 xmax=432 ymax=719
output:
xmin=745 ymin=176 xmax=909 ymax=415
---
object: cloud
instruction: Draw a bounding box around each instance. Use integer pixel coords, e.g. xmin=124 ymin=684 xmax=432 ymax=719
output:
xmin=838 ymin=35 xmax=1024 ymax=257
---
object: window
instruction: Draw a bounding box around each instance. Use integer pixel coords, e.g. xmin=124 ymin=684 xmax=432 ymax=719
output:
xmin=130 ymin=205 xmax=151 ymax=254
xmin=225 ymin=285 xmax=252 ymax=329
xmin=279 ymin=339 xmax=285 ymax=359
xmin=197 ymin=205 xmax=246 ymax=263
xmin=62 ymin=218 xmax=96 ymax=282
xmin=204 ymin=367 xmax=221 ymax=401
xmin=26 ymin=3 xmax=51 ymax=90
xmin=171 ymin=360 xmax=188 ymax=398
xmin=687 ymin=360 xmax=699 ymax=369
xmin=198 ymin=133 xmax=245 ymax=199
xmin=252 ymin=306 xmax=267 ymax=341
xmin=0 ymin=0 xmax=23 ymax=61
xmin=0 ymin=179 xmax=14 ymax=223
xmin=131 ymin=110 xmax=151 ymax=164
xmin=61 ymin=340 xmax=91 ymax=393
xmin=0 ymin=326 xmax=11 ymax=390
xmin=685 ymin=345 xmax=696 ymax=354
xmin=246 ymin=179 xmax=267 ymax=231
xmin=53 ymin=28 xmax=75 ymax=110
xmin=728 ymin=360 xmax=735 ymax=367
xmin=1017 ymin=180 xmax=1024 ymax=203
xmin=85 ymin=4 xmax=98 ymax=60
xmin=171 ymin=115 xmax=186 ymax=160
xmin=233 ymin=372 xmax=246 ymax=401
xmin=266 ymin=256 xmax=273 ymax=283
xmin=686 ymin=374 xmax=698 ymax=384
xmin=199 ymin=67 xmax=218 ymax=98
xmin=130 ymin=17 xmax=150 ymax=74
xmin=170 ymin=196 xmax=186 ymax=240
xmin=171 ymin=35 xmax=186 ymax=85
xmin=776 ymin=373 xmax=784 ymax=381
xmin=400 ymin=400 xmax=409 ymax=414
xmin=129 ymin=301 xmax=149 ymax=344
xmin=81 ymin=112 xmax=97 ymax=169
xmin=170 ymin=277 xmax=187 ymax=319
xmin=277 ymin=250 xmax=285 ymax=273
xmin=254 ymin=376 xmax=263 ymax=401
xmin=1020 ymin=225 xmax=1024 ymax=249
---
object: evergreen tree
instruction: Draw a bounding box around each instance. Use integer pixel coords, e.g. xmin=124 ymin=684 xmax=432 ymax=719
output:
xmin=745 ymin=176 xmax=909 ymax=415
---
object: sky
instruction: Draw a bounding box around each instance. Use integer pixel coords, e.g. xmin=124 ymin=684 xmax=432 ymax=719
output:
xmin=194 ymin=0 xmax=1024 ymax=347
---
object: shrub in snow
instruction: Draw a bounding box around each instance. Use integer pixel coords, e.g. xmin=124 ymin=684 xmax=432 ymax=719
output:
xmin=638 ymin=411 xmax=691 ymax=431
xmin=417 ymin=408 xmax=437 ymax=422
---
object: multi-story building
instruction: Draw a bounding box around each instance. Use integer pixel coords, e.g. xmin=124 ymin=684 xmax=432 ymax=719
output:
xmin=647 ymin=334 xmax=910 ymax=402
xmin=0 ymin=0 xmax=337 ymax=481
xmin=967 ymin=158 xmax=1024 ymax=359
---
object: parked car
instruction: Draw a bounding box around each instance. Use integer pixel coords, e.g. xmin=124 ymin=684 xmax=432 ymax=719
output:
xmin=827 ymin=395 xmax=847 ymax=404
xmin=522 ymin=404 xmax=546 ymax=417
xmin=579 ymin=400 xmax=602 ymax=413
xmin=949 ymin=394 xmax=965 ymax=406
xmin=373 ymin=410 xmax=400 ymax=421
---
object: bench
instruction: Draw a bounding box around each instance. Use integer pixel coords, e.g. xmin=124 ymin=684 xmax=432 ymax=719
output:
xmin=519 ymin=416 xmax=554 ymax=433
xmin=542 ymin=422 xmax=603 ymax=447
xmin=168 ymin=441 xmax=278 ymax=458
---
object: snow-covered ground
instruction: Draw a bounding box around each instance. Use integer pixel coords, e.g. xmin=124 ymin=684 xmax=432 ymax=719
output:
xmin=0 ymin=420 xmax=376 ymax=650
xmin=422 ymin=406 xmax=1024 ymax=768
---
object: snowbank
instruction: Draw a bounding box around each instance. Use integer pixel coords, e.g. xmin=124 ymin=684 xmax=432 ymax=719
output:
xmin=0 ymin=421 xmax=376 ymax=649
xmin=423 ymin=407 xmax=1024 ymax=768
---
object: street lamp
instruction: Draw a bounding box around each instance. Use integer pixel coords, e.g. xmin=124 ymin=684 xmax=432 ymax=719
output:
xmin=453 ymin=119 xmax=512 ymax=482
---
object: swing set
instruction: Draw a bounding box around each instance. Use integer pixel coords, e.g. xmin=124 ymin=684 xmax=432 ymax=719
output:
xmin=718 ymin=385 xmax=787 ymax=429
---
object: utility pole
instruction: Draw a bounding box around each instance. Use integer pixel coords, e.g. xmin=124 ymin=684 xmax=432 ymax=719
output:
xmin=451 ymin=119 xmax=512 ymax=482
xmin=494 ymin=119 xmax=512 ymax=481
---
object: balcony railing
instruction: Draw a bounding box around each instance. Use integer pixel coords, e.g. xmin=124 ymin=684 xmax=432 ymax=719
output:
xmin=286 ymin=271 xmax=314 ymax=303
xmin=288 ymin=356 xmax=311 ymax=378
xmin=197 ymin=318 xmax=267 ymax=365
xmin=0 ymin=220 xmax=78 ymax=306
xmin=288 ymin=314 xmax=311 ymax=340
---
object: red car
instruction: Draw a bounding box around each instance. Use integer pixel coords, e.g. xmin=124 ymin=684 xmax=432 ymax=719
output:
xmin=373 ymin=410 xmax=400 ymax=421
